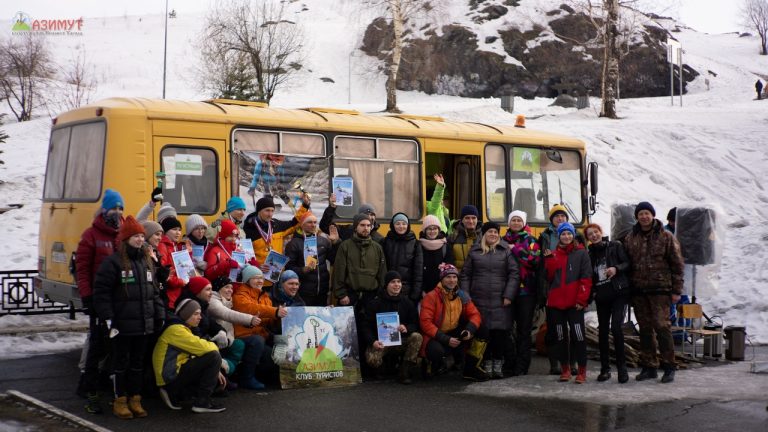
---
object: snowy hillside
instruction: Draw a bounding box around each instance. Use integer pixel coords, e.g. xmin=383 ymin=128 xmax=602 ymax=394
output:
xmin=0 ymin=3 xmax=767 ymax=344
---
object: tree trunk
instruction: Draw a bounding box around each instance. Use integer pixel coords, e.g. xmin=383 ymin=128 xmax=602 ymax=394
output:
xmin=600 ymin=0 xmax=619 ymax=119
xmin=385 ymin=0 xmax=404 ymax=113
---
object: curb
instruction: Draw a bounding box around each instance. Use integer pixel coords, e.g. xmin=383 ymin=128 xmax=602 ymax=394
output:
xmin=5 ymin=389 xmax=112 ymax=432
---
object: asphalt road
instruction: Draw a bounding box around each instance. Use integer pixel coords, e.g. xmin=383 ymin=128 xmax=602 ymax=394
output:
xmin=1 ymin=349 xmax=766 ymax=432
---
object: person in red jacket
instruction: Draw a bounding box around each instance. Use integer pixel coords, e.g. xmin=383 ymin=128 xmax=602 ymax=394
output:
xmin=76 ymin=188 xmax=125 ymax=413
xmin=419 ymin=263 xmax=487 ymax=381
xmin=205 ymin=220 xmax=246 ymax=282
xmin=544 ymin=222 xmax=592 ymax=384
xmin=156 ymin=217 xmax=186 ymax=309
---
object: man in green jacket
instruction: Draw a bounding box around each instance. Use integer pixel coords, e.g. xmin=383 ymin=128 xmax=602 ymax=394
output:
xmin=334 ymin=213 xmax=386 ymax=309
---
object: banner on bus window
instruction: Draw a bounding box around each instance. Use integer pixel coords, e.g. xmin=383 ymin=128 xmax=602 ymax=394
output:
xmin=274 ymin=306 xmax=361 ymax=389
xmin=512 ymin=148 xmax=540 ymax=173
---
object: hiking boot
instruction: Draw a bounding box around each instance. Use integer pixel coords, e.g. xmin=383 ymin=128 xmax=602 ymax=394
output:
xmin=635 ymin=367 xmax=658 ymax=381
xmin=158 ymin=387 xmax=181 ymax=411
xmin=574 ymin=366 xmax=587 ymax=384
xmin=113 ymin=396 xmax=133 ymax=419
xmin=84 ymin=392 xmax=103 ymax=414
xmin=661 ymin=367 xmax=676 ymax=384
xmin=597 ymin=368 xmax=611 ymax=382
xmin=191 ymin=399 xmax=226 ymax=414
xmin=463 ymin=366 xmax=490 ymax=382
xmin=128 ymin=395 xmax=147 ymax=418
xmin=398 ymin=361 xmax=415 ymax=385
xmin=617 ymin=365 xmax=629 ymax=384
xmin=559 ymin=364 xmax=572 ymax=382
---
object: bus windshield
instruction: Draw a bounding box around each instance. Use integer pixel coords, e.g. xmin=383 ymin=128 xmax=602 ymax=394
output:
xmin=486 ymin=145 xmax=583 ymax=225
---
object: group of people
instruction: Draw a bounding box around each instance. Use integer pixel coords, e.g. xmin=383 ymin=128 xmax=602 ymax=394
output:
xmin=74 ymin=180 xmax=685 ymax=419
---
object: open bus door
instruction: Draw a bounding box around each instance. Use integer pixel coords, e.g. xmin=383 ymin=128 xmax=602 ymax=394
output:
xmin=424 ymin=150 xmax=481 ymax=228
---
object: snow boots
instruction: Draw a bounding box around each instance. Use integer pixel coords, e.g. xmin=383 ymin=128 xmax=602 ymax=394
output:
xmin=559 ymin=364 xmax=572 ymax=382
xmin=128 ymin=395 xmax=147 ymax=418
xmin=113 ymin=396 xmax=133 ymax=419
xmin=574 ymin=366 xmax=587 ymax=384
xmin=635 ymin=367 xmax=658 ymax=381
xmin=661 ymin=365 xmax=676 ymax=383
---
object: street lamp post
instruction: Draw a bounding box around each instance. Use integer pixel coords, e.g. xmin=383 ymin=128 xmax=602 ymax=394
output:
xmin=162 ymin=0 xmax=168 ymax=99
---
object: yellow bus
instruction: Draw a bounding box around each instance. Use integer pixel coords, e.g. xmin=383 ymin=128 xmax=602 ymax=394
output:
xmin=36 ymin=97 xmax=598 ymax=307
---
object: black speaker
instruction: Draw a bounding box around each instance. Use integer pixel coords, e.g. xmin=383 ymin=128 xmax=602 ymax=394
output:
xmin=610 ymin=204 xmax=636 ymax=242
xmin=675 ymin=207 xmax=716 ymax=265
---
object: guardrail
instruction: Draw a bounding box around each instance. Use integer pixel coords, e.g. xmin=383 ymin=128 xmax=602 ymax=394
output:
xmin=0 ymin=270 xmax=81 ymax=319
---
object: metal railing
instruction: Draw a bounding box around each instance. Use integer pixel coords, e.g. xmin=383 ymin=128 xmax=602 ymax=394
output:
xmin=0 ymin=270 xmax=81 ymax=319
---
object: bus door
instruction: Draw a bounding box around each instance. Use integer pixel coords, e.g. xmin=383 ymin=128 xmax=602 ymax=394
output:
xmin=424 ymin=140 xmax=482 ymax=224
xmin=153 ymin=137 xmax=227 ymax=218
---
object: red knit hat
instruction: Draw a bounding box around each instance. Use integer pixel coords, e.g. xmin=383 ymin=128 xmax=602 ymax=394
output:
xmin=187 ymin=276 xmax=211 ymax=296
xmin=218 ymin=219 xmax=239 ymax=239
xmin=117 ymin=216 xmax=145 ymax=243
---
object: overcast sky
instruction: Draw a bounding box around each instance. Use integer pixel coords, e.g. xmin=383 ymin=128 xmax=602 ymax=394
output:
xmin=2 ymin=0 xmax=742 ymax=34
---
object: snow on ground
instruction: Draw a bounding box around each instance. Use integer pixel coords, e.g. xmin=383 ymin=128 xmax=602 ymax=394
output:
xmin=0 ymin=4 xmax=766 ymax=361
xmin=0 ymin=314 xmax=87 ymax=360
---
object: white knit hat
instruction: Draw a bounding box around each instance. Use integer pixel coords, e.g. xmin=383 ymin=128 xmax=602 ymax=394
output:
xmin=157 ymin=202 xmax=178 ymax=223
xmin=508 ymin=210 xmax=527 ymax=226
xmin=422 ymin=215 xmax=441 ymax=230
xmin=185 ymin=214 xmax=207 ymax=235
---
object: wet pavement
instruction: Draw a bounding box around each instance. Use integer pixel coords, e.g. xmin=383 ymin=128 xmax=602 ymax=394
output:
xmin=0 ymin=348 xmax=766 ymax=432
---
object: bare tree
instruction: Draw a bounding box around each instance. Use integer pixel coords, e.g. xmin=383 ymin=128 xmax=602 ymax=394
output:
xmin=742 ymin=0 xmax=768 ymax=55
xmin=58 ymin=49 xmax=98 ymax=110
xmin=0 ymin=113 xmax=8 ymax=170
xmin=364 ymin=0 xmax=436 ymax=113
xmin=198 ymin=0 xmax=305 ymax=103
xmin=0 ymin=34 xmax=55 ymax=121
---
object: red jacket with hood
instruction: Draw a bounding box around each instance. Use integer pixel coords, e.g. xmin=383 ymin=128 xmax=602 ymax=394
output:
xmin=157 ymin=235 xmax=186 ymax=308
xmin=76 ymin=215 xmax=121 ymax=299
xmin=544 ymin=243 xmax=592 ymax=310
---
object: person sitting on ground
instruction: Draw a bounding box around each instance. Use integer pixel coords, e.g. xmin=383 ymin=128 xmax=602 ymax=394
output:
xmin=153 ymin=298 xmax=226 ymax=414
xmin=232 ymin=265 xmax=287 ymax=387
xmin=419 ymin=263 xmax=486 ymax=381
xmin=176 ymin=277 xmax=227 ymax=344
xmin=360 ymin=271 xmax=422 ymax=384
xmin=419 ymin=215 xmax=455 ymax=298
xmin=544 ymin=222 xmax=592 ymax=384
xmin=379 ymin=212 xmax=423 ymax=303
xmin=208 ymin=276 xmax=263 ymax=389
xmin=320 ymin=199 xmax=383 ymax=242
xmin=447 ymin=204 xmax=482 ymax=271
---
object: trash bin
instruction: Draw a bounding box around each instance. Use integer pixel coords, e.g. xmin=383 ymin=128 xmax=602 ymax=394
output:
xmin=703 ymin=324 xmax=723 ymax=358
xmin=724 ymin=326 xmax=746 ymax=361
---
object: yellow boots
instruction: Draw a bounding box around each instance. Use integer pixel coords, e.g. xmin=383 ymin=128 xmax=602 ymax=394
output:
xmin=113 ymin=395 xmax=147 ymax=419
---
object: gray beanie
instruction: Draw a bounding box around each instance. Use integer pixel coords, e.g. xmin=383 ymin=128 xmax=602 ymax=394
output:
xmin=141 ymin=220 xmax=163 ymax=237
xmin=157 ymin=202 xmax=178 ymax=223
xmin=352 ymin=213 xmax=372 ymax=232
xmin=185 ymin=214 xmax=207 ymax=235
xmin=175 ymin=298 xmax=201 ymax=321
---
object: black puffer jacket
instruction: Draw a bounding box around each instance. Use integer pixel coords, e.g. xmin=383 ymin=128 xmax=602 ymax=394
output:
xmin=93 ymin=245 xmax=165 ymax=336
xmin=587 ymin=237 xmax=631 ymax=302
xmin=284 ymin=231 xmax=335 ymax=304
xmin=460 ymin=242 xmax=519 ymax=330
xmin=360 ymin=287 xmax=419 ymax=349
xmin=419 ymin=231 xmax=455 ymax=295
xmin=379 ymin=213 xmax=423 ymax=302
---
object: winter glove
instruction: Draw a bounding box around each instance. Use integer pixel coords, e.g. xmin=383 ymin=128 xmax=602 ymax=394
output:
xmin=228 ymin=259 xmax=241 ymax=269
xmin=212 ymin=330 xmax=229 ymax=349
xmin=150 ymin=186 xmax=163 ymax=203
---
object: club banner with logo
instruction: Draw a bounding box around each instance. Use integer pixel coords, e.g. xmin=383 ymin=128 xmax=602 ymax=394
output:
xmin=274 ymin=306 xmax=362 ymax=389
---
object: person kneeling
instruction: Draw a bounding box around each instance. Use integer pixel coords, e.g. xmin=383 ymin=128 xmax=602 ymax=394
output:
xmin=152 ymin=299 xmax=226 ymax=413
xmin=361 ymin=271 xmax=422 ymax=384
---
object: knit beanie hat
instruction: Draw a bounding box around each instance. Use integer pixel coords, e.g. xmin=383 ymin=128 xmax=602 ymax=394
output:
xmin=187 ymin=276 xmax=211 ymax=296
xmin=256 ymin=196 xmax=276 ymax=214
xmin=157 ymin=202 xmax=178 ymax=223
xmin=481 ymin=221 xmax=501 ymax=235
xmin=141 ymin=220 xmax=163 ymax=238
xmin=508 ymin=210 xmax=527 ymax=226
xmin=279 ymin=270 xmax=299 ymax=283
xmin=241 ymin=265 xmax=263 ymax=284
xmin=557 ymin=222 xmax=576 ymax=237
xmin=218 ymin=219 xmax=239 ymax=239
xmin=185 ymin=214 xmax=207 ymax=235
xmin=175 ymin=298 xmax=201 ymax=322
xmin=117 ymin=216 xmax=145 ymax=242
xmin=384 ymin=270 xmax=401 ymax=287
xmin=352 ymin=213 xmax=372 ymax=231
xmin=392 ymin=213 xmax=409 ymax=225
xmin=226 ymin=196 xmax=247 ymax=214
xmin=358 ymin=203 xmax=376 ymax=215
xmin=422 ymin=215 xmax=441 ymax=230
xmin=211 ymin=276 xmax=232 ymax=292
xmin=549 ymin=204 xmax=568 ymax=222
xmin=438 ymin=263 xmax=459 ymax=280
xmin=634 ymin=201 xmax=656 ymax=218
xmin=161 ymin=216 xmax=182 ymax=233
xmin=101 ymin=189 xmax=124 ymax=211
xmin=460 ymin=205 xmax=479 ymax=219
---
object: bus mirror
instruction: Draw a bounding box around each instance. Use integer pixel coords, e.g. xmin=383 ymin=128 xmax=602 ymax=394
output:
xmin=588 ymin=162 xmax=598 ymax=196
xmin=545 ymin=150 xmax=562 ymax=163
